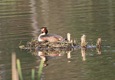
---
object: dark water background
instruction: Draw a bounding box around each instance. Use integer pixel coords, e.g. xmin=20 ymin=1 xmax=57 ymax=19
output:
xmin=0 ymin=0 xmax=115 ymax=80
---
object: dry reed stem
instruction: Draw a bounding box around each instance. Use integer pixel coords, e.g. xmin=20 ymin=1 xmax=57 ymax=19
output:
xmin=12 ymin=52 xmax=19 ymax=80
xmin=96 ymin=38 xmax=102 ymax=54
xmin=67 ymin=33 xmax=71 ymax=42
xmin=81 ymin=34 xmax=87 ymax=48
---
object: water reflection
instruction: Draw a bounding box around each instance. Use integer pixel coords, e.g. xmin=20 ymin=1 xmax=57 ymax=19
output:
xmin=67 ymin=51 xmax=71 ymax=62
xmin=40 ymin=0 xmax=49 ymax=27
xmin=0 ymin=64 xmax=5 ymax=80
xmin=34 ymin=50 xmax=72 ymax=67
xmin=0 ymin=0 xmax=114 ymax=80
xmin=30 ymin=0 xmax=50 ymax=39
xmin=30 ymin=0 xmax=39 ymax=38
xmin=80 ymin=42 xmax=102 ymax=61
xmin=81 ymin=47 xmax=86 ymax=61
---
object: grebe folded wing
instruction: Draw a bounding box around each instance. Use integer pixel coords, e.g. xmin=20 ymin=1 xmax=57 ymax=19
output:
xmin=38 ymin=33 xmax=64 ymax=42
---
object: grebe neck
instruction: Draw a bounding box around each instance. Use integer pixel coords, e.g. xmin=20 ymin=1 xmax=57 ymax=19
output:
xmin=40 ymin=32 xmax=46 ymax=35
xmin=38 ymin=32 xmax=46 ymax=42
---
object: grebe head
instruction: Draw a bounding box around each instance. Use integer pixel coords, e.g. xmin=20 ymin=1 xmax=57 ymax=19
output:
xmin=41 ymin=27 xmax=48 ymax=34
xmin=38 ymin=27 xmax=64 ymax=42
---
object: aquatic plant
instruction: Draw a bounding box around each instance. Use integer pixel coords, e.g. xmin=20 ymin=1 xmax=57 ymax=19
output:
xmin=38 ymin=60 xmax=44 ymax=80
xmin=17 ymin=59 xmax=23 ymax=80
xmin=12 ymin=53 xmax=44 ymax=80
xmin=16 ymin=59 xmax=44 ymax=80
xmin=12 ymin=53 xmax=19 ymax=80
xmin=31 ymin=69 xmax=35 ymax=80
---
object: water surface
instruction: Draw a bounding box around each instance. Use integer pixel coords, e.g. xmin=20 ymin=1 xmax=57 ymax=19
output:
xmin=0 ymin=0 xmax=115 ymax=80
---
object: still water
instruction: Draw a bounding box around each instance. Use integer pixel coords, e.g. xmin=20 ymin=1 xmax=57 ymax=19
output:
xmin=0 ymin=0 xmax=115 ymax=80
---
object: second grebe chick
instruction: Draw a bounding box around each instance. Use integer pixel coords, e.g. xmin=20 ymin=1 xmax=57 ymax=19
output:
xmin=38 ymin=27 xmax=64 ymax=42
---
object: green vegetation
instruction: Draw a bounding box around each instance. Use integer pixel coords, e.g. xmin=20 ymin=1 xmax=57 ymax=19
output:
xmin=12 ymin=53 xmax=44 ymax=80
xmin=31 ymin=69 xmax=35 ymax=80
xmin=38 ymin=60 xmax=44 ymax=80
xmin=17 ymin=59 xmax=23 ymax=80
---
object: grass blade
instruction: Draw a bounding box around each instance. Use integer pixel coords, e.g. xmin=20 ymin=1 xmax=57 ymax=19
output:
xmin=31 ymin=69 xmax=35 ymax=80
xmin=38 ymin=60 xmax=44 ymax=80
xmin=17 ymin=59 xmax=23 ymax=80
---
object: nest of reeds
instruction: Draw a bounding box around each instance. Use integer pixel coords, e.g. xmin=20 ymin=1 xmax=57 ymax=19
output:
xmin=19 ymin=39 xmax=75 ymax=51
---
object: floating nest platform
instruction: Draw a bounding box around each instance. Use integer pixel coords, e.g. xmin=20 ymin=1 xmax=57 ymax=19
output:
xmin=19 ymin=35 xmax=101 ymax=55
xmin=19 ymin=40 xmax=76 ymax=51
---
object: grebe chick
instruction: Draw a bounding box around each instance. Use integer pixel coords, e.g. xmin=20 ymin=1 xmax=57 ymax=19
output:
xmin=38 ymin=27 xmax=64 ymax=42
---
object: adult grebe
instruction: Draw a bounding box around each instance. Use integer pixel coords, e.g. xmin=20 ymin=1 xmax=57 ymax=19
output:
xmin=38 ymin=27 xmax=64 ymax=42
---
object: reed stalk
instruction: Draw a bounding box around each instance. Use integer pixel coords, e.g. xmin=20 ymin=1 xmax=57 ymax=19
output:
xmin=67 ymin=33 xmax=71 ymax=42
xmin=81 ymin=34 xmax=87 ymax=48
xmin=17 ymin=59 xmax=23 ymax=80
xmin=12 ymin=52 xmax=19 ymax=80
xmin=31 ymin=69 xmax=35 ymax=80
xmin=96 ymin=38 xmax=102 ymax=54
xmin=38 ymin=60 xmax=44 ymax=80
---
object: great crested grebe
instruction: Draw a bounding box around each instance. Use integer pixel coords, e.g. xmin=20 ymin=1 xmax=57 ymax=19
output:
xmin=38 ymin=27 xmax=64 ymax=42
